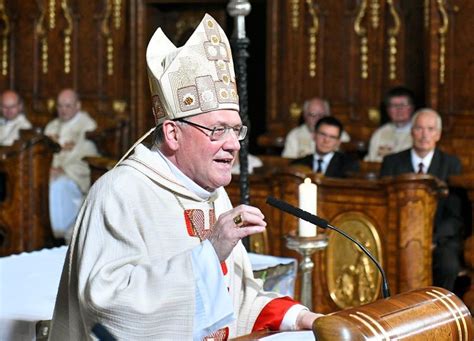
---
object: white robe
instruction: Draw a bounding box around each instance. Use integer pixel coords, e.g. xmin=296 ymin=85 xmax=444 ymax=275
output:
xmin=0 ymin=114 xmax=32 ymax=146
xmin=49 ymin=144 xmax=288 ymax=340
xmin=365 ymin=122 xmax=412 ymax=162
xmin=44 ymin=111 xmax=98 ymax=192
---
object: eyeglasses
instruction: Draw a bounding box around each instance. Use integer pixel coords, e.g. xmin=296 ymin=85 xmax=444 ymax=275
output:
xmin=388 ymin=103 xmax=411 ymax=109
xmin=306 ymin=112 xmax=327 ymax=118
xmin=315 ymin=131 xmax=339 ymax=141
xmin=178 ymin=119 xmax=248 ymax=141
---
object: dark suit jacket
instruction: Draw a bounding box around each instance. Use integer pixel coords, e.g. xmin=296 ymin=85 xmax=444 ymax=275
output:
xmin=291 ymin=152 xmax=360 ymax=178
xmin=380 ymin=148 xmax=463 ymax=241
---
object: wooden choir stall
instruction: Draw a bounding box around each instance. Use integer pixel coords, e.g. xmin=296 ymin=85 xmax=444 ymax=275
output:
xmin=0 ymin=129 xmax=59 ymax=256
xmin=227 ymin=168 xmax=445 ymax=313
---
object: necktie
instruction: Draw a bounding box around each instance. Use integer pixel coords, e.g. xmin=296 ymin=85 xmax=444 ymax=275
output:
xmin=316 ymin=158 xmax=323 ymax=173
xmin=417 ymin=162 xmax=424 ymax=174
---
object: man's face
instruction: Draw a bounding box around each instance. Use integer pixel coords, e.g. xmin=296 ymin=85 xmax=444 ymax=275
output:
xmin=57 ymin=91 xmax=80 ymax=121
xmin=175 ymin=110 xmax=242 ymax=191
xmin=387 ymin=95 xmax=413 ymax=125
xmin=1 ymin=92 xmax=22 ymax=121
xmin=304 ymin=100 xmax=327 ymax=131
xmin=314 ymin=123 xmax=341 ymax=155
xmin=411 ymin=111 xmax=441 ymax=156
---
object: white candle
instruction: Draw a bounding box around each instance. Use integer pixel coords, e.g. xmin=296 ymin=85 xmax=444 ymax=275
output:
xmin=298 ymin=178 xmax=318 ymax=237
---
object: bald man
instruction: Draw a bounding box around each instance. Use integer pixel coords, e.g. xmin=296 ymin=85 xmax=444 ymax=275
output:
xmin=0 ymin=90 xmax=32 ymax=146
xmin=44 ymin=88 xmax=99 ymax=241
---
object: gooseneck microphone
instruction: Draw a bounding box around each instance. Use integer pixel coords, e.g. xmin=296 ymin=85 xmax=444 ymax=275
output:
xmin=266 ymin=196 xmax=391 ymax=298
xmin=92 ymin=323 xmax=117 ymax=341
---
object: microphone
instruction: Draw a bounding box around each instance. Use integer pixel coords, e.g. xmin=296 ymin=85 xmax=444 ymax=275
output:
xmin=92 ymin=323 xmax=117 ymax=341
xmin=266 ymin=196 xmax=391 ymax=298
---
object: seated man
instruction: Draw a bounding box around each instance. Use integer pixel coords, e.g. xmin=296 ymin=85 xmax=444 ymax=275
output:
xmin=281 ymin=97 xmax=350 ymax=158
xmin=44 ymin=88 xmax=98 ymax=241
xmin=365 ymin=86 xmax=415 ymax=162
xmin=380 ymin=108 xmax=463 ymax=291
xmin=291 ymin=116 xmax=359 ymax=177
xmin=49 ymin=14 xmax=322 ymax=340
xmin=0 ymin=90 xmax=32 ymax=146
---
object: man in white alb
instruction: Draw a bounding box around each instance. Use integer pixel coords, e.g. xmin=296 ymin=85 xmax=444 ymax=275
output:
xmin=0 ymin=90 xmax=32 ymax=146
xmin=44 ymin=88 xmax=98 ymax=240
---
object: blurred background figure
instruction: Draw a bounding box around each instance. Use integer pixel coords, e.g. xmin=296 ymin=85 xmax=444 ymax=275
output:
xmin=282 ymin=97 xmax=350 ymax=159
xmin=365 ymin=86 xmax=416 ymax=162
xmin=380 ymin=108 xmax=463 ymax=292
xmin=44 ymin=88 xmax=99 ymax=242
xmin=0 ymin=90 xmax=32 ymax=146
xmin=291 ymin=116 xmax=359 ymax=177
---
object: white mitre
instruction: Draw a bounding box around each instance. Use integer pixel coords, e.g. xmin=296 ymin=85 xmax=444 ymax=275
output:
xmin=146 ymin=13 xmax=239 ymax=125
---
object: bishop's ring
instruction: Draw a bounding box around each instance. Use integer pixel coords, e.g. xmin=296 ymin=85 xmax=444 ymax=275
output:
xmin=233 ymin=214 xmax=243 ymax=227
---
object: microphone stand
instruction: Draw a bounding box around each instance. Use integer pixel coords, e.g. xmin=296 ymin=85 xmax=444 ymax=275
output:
xmin=285 ymin=232 xmax=328 ymax=311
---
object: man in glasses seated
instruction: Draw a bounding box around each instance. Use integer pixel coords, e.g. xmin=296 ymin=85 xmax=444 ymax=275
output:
xmin=282 ymin=97 xmax=350 ymax=159
xmin=291 ymin=116 xmax=359 ymax=178
xmin=49 ymin=14 xmax=323 ymax=340
xmin=365 ymin=86 xmax=416 ymax=162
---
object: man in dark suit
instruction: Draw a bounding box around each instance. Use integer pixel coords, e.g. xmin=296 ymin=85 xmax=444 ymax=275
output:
xmin=380 ymin=108 xmax=463 ymax=291
xmin=292 ymin=116 xmax=359 ymax=178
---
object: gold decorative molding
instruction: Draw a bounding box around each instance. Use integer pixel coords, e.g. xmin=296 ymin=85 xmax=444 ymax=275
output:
xmin=370 ymin=0 xmax=380 ymax=29
xmin=101 ymin=0 xmax=113 ymax=76
xmin=61 ymin=0 xmax=73 ymax=74
xmin=305 ymin=0 xmax=319 ymax=78
xmin=327 ymin=212 xmax=383 ymax=309
xmin=290 ymin=102 xmax=303 ymax=121
xmin=291 ymin=0 xmax=300 ymax=30
xmin=113 ymin=0 xmax=121 ymax=29
xmin=387 ymin=0 xmax=400 ymax=80
xmin=35 ymin=1 xmax=49 ymax=74
xmin=112 ymin=99 xmax=127 ymax=114
xmin=437 ymin=0 xmax=448 ymax=85
xmin=0 ymin=0 xmax=10 ymax=76
xmin=354 ymin=0 xmax=369 ymax=79
xmin=46 ymin=98 xmax=56 ymax=114
xmin=49 ymin=0 xmax=56 ymax=29
xmin=424 ymin=0 xmax=430 ymax=28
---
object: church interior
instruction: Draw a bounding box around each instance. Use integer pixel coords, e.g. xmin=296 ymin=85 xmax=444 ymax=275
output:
xmin=0 ymin=0 xmax=473 ymax=339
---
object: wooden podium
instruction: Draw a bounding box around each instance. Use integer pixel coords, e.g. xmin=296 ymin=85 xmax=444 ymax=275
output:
xmin=313 ymin=286 xmax=472 ymax=340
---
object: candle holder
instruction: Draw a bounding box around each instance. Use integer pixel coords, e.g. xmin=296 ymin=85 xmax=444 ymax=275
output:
xmin=285 ymin=231 xmax=328 ymax=310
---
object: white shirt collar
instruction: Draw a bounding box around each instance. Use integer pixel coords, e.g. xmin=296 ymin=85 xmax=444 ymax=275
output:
xmin=154 ymin=148 xmax=214 ymax=200
xmin=411 ymin=149 xmax=435 ymax=174
xmin=313 ymin=152 xmax=334 ymax=173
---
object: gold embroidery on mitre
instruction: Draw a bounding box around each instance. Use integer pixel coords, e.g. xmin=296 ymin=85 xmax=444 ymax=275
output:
xmin=151 ymin=95 xmax=166 ymax=122
xmin=146 ymin=14 xmax=239 ymax=125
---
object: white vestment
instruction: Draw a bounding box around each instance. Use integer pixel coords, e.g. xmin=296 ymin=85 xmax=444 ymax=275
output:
xmin=0 ymin=114 xmax=32 ymax=146
xmin=44 ymin=111 xmax=98 ymax=192
xmin=49 ymin=144 xmax=293 ymax=340
xmin=365 ymin=122 xmax=412 ymax=162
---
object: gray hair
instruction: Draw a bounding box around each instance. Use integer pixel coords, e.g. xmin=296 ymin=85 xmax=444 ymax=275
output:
xmin=411 ymin=108 xmax=442 ymax=131
xmin=152 ymin=120 xmax=186 ymax=148
xmin=303 ymin=97 xmax=330 ymax=116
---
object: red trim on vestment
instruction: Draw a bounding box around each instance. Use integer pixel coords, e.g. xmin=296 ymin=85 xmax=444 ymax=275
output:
xmin=184 ymin=212 xmax=194 ymax=236
xmin=220 ymin=261 xmax=228 ymax=275
xmin=252 ymin=296 xmax=298 ymax=332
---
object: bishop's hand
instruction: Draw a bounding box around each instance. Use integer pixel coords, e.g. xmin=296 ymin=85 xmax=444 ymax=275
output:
xmin=208 ymin=204 xmax=266 ymax=262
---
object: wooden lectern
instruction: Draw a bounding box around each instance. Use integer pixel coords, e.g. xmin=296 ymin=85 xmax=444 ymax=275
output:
xmin=313 ymin=286 xmax=472 ymax=340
